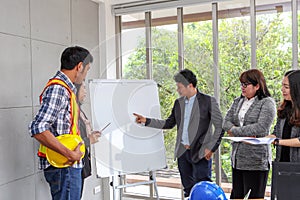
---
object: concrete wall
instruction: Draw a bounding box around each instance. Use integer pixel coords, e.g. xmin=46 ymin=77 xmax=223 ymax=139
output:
xmin=0 ymin=0 xmax=103 ymax=199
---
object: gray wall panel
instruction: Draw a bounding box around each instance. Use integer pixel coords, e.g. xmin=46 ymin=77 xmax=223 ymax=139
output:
xmin=87 ymin=49 xmax=100 ymax=80
xmin=71 ymin=0 xmax=99 ymax=50
xmin=0 ymin=175 xmax=35 ymax=200
xmin=0 ymin=34 xmax=31 ymax=108
xmin=31 ymin=106 xmax=41 ymax=172
xmin=0 ymin=0 xmax=30 ymax=37
xmin=71 ymin=0 xmax=100 ymax=81
xmin=34 ymin=171 xmax=51 ymax=199
xmin=0 ymin=108 xmax=34 ymax=185
xmin=1 ymin=0 xmax=100 ymax=199
xmin=31 ymin=41 xmax=65 ymax=106
xmin=30 ymin=0 xmax=71 ymax=45
xmin=81 ymin=145 xmax=103 ymax=200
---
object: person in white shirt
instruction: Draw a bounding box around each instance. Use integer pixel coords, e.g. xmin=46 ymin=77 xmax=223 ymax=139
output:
xmin=134 ymin=69 xmax=223 ymax=198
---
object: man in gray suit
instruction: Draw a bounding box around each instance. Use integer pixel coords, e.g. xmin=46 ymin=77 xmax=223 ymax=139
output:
xmin=134 ymin=69 xmax=223 ymax=198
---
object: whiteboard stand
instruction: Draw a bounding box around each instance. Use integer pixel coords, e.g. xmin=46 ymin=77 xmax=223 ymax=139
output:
xmin=111 ymin=171 xmax=159 ymax=200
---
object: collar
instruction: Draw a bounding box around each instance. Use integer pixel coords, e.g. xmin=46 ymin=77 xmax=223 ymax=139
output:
xmin=243 ymin=96 xmax=256 ymax=103
xmin=54 ymin=71 xmax=76 ymax=93
xmin=184 ymin=93 xmax=197 ymax=103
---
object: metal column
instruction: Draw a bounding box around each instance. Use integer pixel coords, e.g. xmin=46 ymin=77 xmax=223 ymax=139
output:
xmin=292 ymin=0 xmax=298 ymax=69
xmin=145 ymin=12 xmax=153 ymax=79
xmin=250 ymin=0 xmax=256 ymax=68
xmin=212 ymin=2 xmax=221 ymax=186
xmin=177 ymin=7 xmax=184 ymax=70
xmin=115 ymin=16 xmax=122 ymax=79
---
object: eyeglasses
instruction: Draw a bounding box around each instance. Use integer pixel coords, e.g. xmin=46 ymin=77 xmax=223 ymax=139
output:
xmin=240 ymin=82 xmax=252 ymax=88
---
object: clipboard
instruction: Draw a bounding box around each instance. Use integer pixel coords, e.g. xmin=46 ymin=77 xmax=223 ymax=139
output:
xmin=243 ymin=189 xmax=251 ymax=200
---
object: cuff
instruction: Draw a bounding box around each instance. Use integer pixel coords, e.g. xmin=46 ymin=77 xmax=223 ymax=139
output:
xmin=145 ymin=118 xmax=151 ymax=126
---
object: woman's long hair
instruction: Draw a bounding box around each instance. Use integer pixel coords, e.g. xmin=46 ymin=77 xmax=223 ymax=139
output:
xmin=277 ymin=70 xmax=295 ymax=120
xmin=287 ymin=70 xmax=300 ymax=126
xmin=239 ymin=69 xmax=271 ymax=100
xmin=75 ymin=83 xmax=83 ymax=107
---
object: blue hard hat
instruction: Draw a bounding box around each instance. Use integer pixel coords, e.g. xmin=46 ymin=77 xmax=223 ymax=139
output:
xmin=189 ymin=181 xmax=227 ymax=200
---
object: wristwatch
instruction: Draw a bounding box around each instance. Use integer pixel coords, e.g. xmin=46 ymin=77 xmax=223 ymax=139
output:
xmin=274 ymin=138 xmax=280 ymax=146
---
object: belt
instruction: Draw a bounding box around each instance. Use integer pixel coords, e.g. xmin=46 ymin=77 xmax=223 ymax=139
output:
xmin=184 ymin=145 xmax=191 ymax=150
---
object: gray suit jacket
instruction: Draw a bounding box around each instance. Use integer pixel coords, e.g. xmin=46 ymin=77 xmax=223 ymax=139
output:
xmin=274 ymin=118 xmax=300 ymax=162
xmin=145 ymin=91 xmax=223 ymax=163
xmin=223 ymin=96 xmax=276 ymax=170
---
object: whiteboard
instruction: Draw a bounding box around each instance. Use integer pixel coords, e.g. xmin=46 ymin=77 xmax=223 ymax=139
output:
xmin=89 ymin=79 xmax=167 ymax=177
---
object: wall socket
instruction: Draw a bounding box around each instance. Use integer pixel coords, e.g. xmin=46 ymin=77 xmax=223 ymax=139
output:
xmin=94 ymin=185 xmax=101 ymax=194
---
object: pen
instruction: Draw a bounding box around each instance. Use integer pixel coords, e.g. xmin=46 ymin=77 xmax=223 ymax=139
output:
xmin=100 ymin=122 xmax=111 ymax=132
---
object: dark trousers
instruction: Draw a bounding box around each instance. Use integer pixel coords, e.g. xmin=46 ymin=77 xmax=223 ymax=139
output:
xmin=230 ymin=167 xmax=269 ymax=199
xmin=178 ymin=150 xmax=212 ymax=197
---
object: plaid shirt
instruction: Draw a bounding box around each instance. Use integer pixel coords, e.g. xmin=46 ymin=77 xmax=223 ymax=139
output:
xmin=29 ymin=71 xmax=82 ymax=169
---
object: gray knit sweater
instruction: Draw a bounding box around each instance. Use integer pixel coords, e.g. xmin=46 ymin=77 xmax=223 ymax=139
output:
xmin=223 ymin=96 xmax=276 ymax=170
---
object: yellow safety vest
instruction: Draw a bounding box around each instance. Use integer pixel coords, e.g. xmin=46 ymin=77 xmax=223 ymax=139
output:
xmin=37 ymin=78 xmax=80 ymax=158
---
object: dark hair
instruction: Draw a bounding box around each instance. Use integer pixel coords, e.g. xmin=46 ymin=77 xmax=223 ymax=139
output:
xmin=277 ymin=70 xmax=296 ymax=120
xmin=75 ymin=83 xmax=81 ymax=98
xmin=74 ymin=83 xmax=83 ymax=106
xmin=60 ymin=46 xmax=93 ymax=70
xmin=239 ymin=69 xmax=270 ymax=100
xmin=174 ymin=69 xmax=197 ymax=87
xmin=286 ymin=70 xmax=300 ymax=126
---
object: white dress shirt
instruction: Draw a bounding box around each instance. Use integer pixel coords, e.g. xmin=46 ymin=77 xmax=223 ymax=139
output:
xmin=181 ymin=94 xmax=196 ymax=145
xmin=238 ymin=97 xmax=255 ymax=126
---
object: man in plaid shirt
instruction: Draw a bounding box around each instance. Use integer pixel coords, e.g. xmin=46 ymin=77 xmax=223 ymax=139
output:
xmin=29 ymin=46 xmax=93 ymax=200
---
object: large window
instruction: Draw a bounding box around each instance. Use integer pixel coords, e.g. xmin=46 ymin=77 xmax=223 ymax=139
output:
xmin=115 ymin=0 xmax=298 ymax=189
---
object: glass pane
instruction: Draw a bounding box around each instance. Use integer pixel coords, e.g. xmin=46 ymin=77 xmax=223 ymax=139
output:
xmin=152 ymin=8 xmax=177 ymax=22
xmin=183 ymin=4 xmax=214 ymax=96
xmin=152 ymin=8 xmax=179 ymax=169
xmin=218 ymin=0 xmax=251 ymax=184
xmin=121 ymin=14 xmax=146 ymax=79
xmin=256 ymin=0 xmax=292 ymax=104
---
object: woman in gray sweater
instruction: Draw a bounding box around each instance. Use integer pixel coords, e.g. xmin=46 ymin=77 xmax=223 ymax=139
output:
xmin=223 ymin=69 xmax=276 ymax=199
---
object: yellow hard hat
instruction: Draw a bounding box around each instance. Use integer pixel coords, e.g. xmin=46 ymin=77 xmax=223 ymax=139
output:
xmin=46 ymin=134 xmax=85 ymax=168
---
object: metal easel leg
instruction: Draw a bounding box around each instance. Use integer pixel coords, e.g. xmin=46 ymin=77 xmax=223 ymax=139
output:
xmin=112 ymin=176 xmax=122 ymax=200
xmin=119 ymin=175 xmax=122 ymax=200
xmin=181 ymin=184 xmax=184 ymax=200
xmin=111 ymin=176 xmax=116 ymax=200
xmin=149 ymin=172 xmax=154 ymax=199
xmin=113 ymin=171 xmax=160 ymax=200
xmin=150 ymin=171 xmax=159 ymax=200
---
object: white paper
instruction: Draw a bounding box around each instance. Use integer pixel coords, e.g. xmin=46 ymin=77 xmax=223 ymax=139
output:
xmin=223 ymin=137 xmax=276 ymax=145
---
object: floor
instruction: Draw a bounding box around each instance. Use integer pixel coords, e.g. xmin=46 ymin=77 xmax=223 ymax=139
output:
xmin=118 ymin=170 xmax=271 ymax=200
xmin=120 ymin=181 xmax=270 ymax=200
xmin=123 ymin=184 xmax=183 ymax=200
